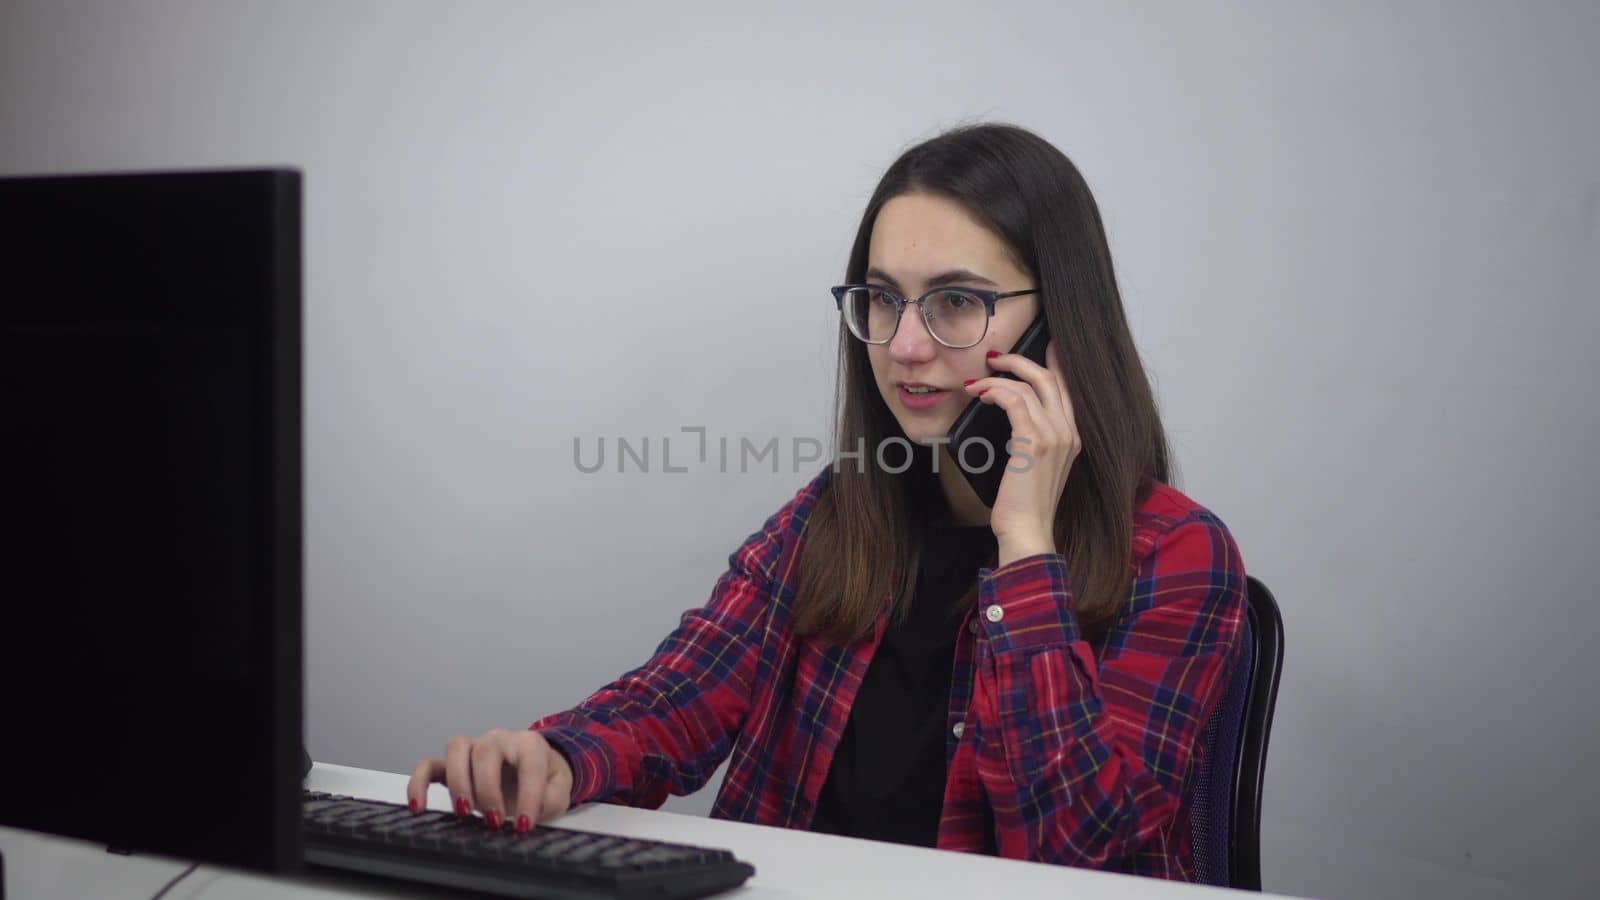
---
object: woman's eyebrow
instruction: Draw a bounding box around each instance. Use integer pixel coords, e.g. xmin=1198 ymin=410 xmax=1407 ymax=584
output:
xmin=866 ymin=266 xmax=998 ymax=291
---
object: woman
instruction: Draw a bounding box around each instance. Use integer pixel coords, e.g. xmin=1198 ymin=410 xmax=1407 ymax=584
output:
xmin=406 ymin=123 xmax=1247 ymax=881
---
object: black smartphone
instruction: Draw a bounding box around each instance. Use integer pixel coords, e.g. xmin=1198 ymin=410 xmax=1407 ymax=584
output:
xmin=944 ymin=314 xmax=1051 ymax=507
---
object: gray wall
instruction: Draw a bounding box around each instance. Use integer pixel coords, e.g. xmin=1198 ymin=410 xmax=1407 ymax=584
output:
xmin=4 ymin=2 xmax=1596 ymax=898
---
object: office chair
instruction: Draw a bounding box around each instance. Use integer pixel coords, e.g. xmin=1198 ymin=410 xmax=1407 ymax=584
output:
xmin=1189 ymin=575 xmax=1285 ymax=890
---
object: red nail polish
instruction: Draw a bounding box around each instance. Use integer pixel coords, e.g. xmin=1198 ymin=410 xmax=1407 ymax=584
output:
xmin=963 ymin=379 xmax=976 ymax=386
xmin=978 ymin=389 xmax=989 ymax=397
xmin=454 ymin=796 xmax=470 ymax=817
xmin=408 ymin=796 xmax=420 ymax=814
xmin=516 ymin=814 xmax=531 ymax=835
xmin=486 ymin=809 xmax=503 ymax=831
xmin=986 ymin=350 xmax=1000 ymax=358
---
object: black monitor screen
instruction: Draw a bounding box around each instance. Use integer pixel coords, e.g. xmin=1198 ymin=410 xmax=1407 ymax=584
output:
xmin=0 ymin=169 xmax=302 ymax=872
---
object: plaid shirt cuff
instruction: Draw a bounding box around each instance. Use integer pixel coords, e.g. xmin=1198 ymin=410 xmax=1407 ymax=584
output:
xmin=976 ymin=552 xmax=1080 ymax=653
xmin=531 ymin=722 xmax=619 ymax=807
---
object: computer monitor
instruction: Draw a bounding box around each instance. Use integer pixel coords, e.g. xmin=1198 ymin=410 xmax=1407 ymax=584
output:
xmin=0 ymin=168 xmax=304 ymax=873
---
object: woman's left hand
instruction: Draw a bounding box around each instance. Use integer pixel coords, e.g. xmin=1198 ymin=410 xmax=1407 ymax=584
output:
xmin=963 ymin=339 xmax=1081 ymax=566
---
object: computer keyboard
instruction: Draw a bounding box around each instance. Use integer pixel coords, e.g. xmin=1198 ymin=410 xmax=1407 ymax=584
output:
xmin=301 ymin=790 xmax=756 ymax=900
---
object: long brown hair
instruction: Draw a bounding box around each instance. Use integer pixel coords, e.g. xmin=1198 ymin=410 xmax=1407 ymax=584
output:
xmin=794 ymin=123 xmax=1171 ymax=645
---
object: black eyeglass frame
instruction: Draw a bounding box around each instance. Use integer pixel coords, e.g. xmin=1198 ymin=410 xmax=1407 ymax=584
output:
xmin=829 ymin=284 xmax=1040 ymax=349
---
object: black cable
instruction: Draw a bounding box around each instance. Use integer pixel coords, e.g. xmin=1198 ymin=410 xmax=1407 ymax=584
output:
xmin=147 ymin=861 xmax=201 ymax=900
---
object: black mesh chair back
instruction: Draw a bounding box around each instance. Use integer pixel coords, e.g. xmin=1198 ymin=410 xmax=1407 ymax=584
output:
xmin=1189 ymin=575 xmax=1285 ymax=890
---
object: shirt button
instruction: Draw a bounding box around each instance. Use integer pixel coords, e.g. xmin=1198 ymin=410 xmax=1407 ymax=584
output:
xmin=985 ymin=604 xmax=1004 ymax=623
xmin=967 ymin=619 xmax=980 ymax=634
xmin=952 ymin=722 xmax=965 ymax=739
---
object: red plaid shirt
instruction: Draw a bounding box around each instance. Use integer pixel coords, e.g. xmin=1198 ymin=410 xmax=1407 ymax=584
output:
xmin=533 ymin=469 xmax=1247 ymax=879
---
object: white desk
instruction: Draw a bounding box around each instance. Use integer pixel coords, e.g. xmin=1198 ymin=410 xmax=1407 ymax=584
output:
xmin=0 ymin=762 xmax=1294 ymax=899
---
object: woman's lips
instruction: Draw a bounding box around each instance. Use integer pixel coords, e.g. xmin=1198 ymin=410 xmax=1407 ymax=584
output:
xmin=897 ymin=385 xmax=950 ymax=411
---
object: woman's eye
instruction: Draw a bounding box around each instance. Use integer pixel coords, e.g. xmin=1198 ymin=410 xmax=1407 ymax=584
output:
xmin=942 ymin=292 xmax=973 ymax=309
xmin=871 ymin=290 xmax=897 ymax=307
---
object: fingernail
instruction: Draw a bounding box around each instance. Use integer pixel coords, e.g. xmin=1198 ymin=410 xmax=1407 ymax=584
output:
xmin=486 ymin=809 xmax=503 ymax=831
xmin=408 ymin=796 xmax=420 ymax=814
xmin=986 ymin=350 xmax=1000 ymax=358
xmin=516 ymin=814 xmax=531 ymax=835
xmin=454 ymin=796 xmax=470 ymax=817
xmin=963 ymin=379 xmax=977 ymax=387
xmin=978 ymin=389 xmax=989 ymax=397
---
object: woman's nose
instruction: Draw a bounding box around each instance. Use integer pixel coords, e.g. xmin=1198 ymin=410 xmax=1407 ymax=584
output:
xmin=887 ymin=306 xmax=939 ymax=361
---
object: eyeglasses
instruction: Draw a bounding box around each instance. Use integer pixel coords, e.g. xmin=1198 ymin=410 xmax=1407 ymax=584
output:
xmin=830 ymin=284 xmax=1039 ymax=349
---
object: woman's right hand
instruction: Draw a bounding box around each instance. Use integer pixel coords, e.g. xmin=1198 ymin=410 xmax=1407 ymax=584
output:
xmin=406 ymin=728 xmax=574 ymax=833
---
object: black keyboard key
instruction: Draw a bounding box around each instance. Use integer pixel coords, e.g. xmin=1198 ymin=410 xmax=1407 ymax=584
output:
xmin=356 ymin=807 xmax=415 ymax=829
xmin=595 ymin=843 xmax=651 ymax=869
xmin=369 ymin=810 xmax=450 ymax=840
xmin=474 ymin=829 xmax=527 ymax=859
xmin=437 ymin=823 xmax=485 ymax=853
xmin=563 ymin=834 xmax=619 ymax=862
xmin=503 ymin=829 xmax=569 ymax=862
xmin=328 ymin=806 xmax=395 ymax=835
xmin=406 ymin=816 xmax=474 ymax=850
xmin=349 ymin=808 xmax=416 ymax=842
xmin=529 ymin=832 xmax=589 ymax=859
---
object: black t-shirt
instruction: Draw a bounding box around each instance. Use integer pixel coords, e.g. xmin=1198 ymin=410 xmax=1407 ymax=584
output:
xmin=809 ymin=510 xmax=996 ymax=847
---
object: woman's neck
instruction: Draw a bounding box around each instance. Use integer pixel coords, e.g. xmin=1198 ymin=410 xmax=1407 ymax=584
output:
xmin=936 ymin=447 xmax=991 ymax=527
